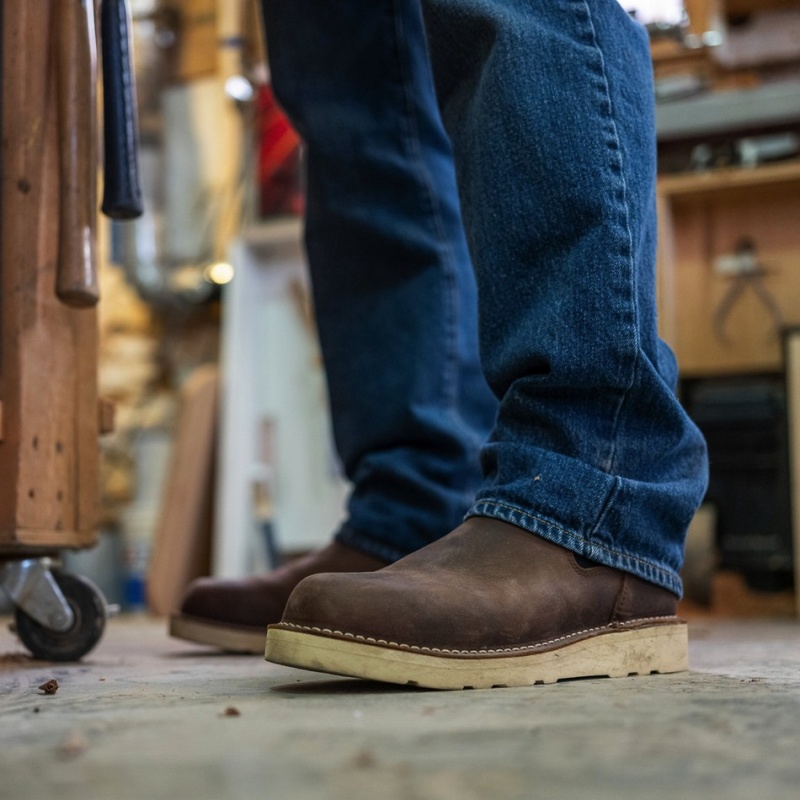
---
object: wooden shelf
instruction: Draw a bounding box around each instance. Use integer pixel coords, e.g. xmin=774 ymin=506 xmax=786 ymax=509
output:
xmin=658 ymin=159 xmax=800 ymax=199
xmin=725 ymin=0 xmax=800 ymax=18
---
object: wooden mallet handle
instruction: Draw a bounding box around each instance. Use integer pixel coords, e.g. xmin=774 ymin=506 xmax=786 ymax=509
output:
xmin=55 ymin=0 xmax=100 ymax=308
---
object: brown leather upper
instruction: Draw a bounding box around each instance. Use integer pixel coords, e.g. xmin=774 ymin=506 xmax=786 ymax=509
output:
xmin=178 ymin=542 xmax=387 ymax=630
xmin=277 ymin=518 xmax=679 ymax=653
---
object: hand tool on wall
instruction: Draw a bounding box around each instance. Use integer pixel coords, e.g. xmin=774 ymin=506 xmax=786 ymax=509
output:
xmin=100 ymin=0 xmax=144 ymax=219
xmin=713 ymin=237 xmax=784 ymax=346
xmin=55 ymin=0 xmax=100 ymax=308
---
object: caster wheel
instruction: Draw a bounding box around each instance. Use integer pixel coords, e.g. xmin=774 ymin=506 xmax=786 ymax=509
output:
xmin=14 ymin=572 xmax=107 ymax=662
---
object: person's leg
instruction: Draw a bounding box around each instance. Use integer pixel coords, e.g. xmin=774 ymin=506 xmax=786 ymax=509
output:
xmin=170 ymin=0 xmax=496 ymax=652
xmin=263 ymin=0 xmax=495 ymax=563
xmin=421 ymin=0 xmax=707 ymax=595
xmin=267 ymin=0 xmax=708 ymax=686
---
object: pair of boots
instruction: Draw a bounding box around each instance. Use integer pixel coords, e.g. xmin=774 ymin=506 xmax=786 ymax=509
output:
xmin=171 ymin=518 xmax=686 ymax=690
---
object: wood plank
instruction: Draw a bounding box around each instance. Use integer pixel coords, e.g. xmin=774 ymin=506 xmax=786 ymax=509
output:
xmin=147 ymin=365 xmax=218 ymax=616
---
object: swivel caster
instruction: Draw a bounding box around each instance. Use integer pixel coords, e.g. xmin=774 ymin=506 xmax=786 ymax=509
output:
xmin=2 ymin=560 xmax=109 ymax=661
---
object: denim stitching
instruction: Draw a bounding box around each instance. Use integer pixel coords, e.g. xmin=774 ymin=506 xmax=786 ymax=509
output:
xmin=577 ymin=0 xmax=641 ymax=477
xmin=589 ymin=475 xmax=622 ymax=541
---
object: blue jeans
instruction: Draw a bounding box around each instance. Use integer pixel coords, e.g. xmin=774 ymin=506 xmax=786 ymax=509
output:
xmin=263 ymin=0 xmax=708 ymax=596
xmin=263 ymin=0 xmax=498 ymax=561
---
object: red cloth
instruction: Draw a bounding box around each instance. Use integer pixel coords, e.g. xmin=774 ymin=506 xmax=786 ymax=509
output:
xmin=257 ymin=85 xmax=303 ymax=217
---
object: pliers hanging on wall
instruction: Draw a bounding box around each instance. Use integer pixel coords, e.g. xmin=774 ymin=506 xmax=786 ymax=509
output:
xmin=712 ymin=237 xmax=784 ymax=346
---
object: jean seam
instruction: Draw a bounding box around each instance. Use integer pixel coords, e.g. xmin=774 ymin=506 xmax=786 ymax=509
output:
xmin=391 ymin=0 xmax=460 ymax=414
xmin=579 ymin=0 xmax=641 ymax=477
xmin=468 ymin=499 xmax=679 ymax=592
xmin=588 ymin=475 xmax=621 ymax=541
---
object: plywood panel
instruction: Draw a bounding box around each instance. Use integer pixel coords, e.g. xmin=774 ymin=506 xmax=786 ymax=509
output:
xmin=658 ymin=180 xmax=800 ymax=376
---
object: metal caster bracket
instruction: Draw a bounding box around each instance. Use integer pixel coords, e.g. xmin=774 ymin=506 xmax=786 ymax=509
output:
xmin=0 ymin=559 xmax=76 ymax=633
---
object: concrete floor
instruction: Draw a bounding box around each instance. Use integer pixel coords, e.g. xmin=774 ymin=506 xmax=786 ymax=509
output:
xmin=1 ymin=616 xmax=799 ymax=800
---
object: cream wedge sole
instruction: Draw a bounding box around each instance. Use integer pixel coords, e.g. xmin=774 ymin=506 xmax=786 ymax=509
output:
xmin=169 ymin=615 xmax=266 ymax=654
xmin=265 ymin=621 xmax=688 ymax=689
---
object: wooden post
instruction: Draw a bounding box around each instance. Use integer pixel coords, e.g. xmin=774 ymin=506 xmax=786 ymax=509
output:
xmin=784 ymin=330 xmax=800 ymax=618
xmin=0 ymin=1 xmax=99 ymax=554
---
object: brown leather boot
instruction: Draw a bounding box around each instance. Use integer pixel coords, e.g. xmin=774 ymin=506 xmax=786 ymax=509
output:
xmin=169 ymin=542 xmax=387 ymax=653
xmin=266 ymin=517 xmax=688 ymax=688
